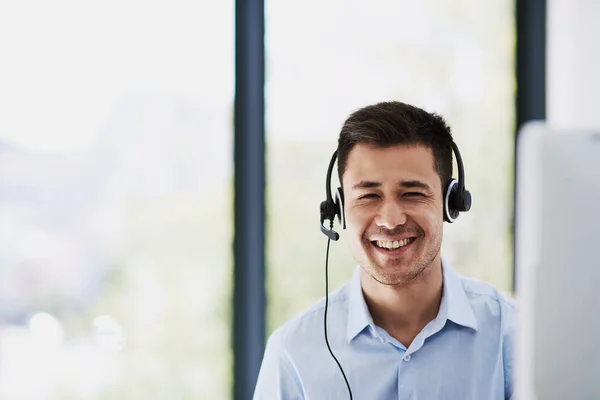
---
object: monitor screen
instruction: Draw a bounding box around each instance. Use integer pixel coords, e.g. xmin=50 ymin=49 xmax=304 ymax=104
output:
xmin=514 ymin=121 xmax=600 ymax=399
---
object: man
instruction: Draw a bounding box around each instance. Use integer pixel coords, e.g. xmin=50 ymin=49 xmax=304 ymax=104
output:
xmin=254 ymin=101 xmax=516 ymax=399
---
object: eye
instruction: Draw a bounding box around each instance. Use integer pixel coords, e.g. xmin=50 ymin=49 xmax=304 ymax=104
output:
xmin=358 ymin=193 xmax=379 ymax=200
xmin=403 ymin=192 xmax=425 ymax=198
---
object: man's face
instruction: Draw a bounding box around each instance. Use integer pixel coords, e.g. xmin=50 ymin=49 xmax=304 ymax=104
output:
xmin=341 ymin=143 xmax=444 ymax=285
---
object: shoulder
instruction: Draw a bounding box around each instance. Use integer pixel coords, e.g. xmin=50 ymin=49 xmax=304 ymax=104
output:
xmin=458 ymin=273 xmax=517 ymax=371
xmin=254 ymin=284 xmax=348 ymax=400
xmin=455 ymin=272 xmax=517 ymax=339
xmin=447 ymin=271 xmax=517 ymax=397
xmin=459 ymin=274 xmax=517 ymax=318
xmin=254 ymin=283 xmax=351 ymax=397
xmin=266 ymin=282 xmax=351 ymax=351
xmin=456 ymin=273 xmax=518 ymax=346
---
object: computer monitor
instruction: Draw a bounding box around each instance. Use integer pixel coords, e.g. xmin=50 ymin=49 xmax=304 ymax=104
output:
xmin=514 ymin=121 xmax=600 ymax=399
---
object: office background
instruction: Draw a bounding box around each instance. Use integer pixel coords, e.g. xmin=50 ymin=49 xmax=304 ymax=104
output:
xmin=1 ymin=0 xmax=596 ymax=398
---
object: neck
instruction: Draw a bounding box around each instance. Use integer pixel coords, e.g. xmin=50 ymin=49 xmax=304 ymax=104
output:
xmin=361 ymin=257 xmax=443 ymax=346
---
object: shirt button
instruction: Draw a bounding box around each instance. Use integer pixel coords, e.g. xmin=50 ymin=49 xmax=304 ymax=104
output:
xmin=403 ymin=354 xmax=411 ymax=361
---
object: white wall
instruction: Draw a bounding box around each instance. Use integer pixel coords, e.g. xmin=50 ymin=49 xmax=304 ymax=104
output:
xmin=547 ymin=0 xmax=600 ymax=129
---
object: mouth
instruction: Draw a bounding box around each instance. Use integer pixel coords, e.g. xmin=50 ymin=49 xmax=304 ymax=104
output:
xmin=370 ymin=237 xmax=417 ymax=255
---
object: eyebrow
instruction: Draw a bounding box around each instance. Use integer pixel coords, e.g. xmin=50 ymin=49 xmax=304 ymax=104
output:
xmin=351 ymin=180 xmax=381 ymax=190
xmin=351 ymin=180 xmax=432 ymax=192
xmin=400 ymin=180 xmax=433 ymax=192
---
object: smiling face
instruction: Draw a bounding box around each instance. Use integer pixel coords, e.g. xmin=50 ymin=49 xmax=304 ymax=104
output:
xmin=342 ymin=143 xmax=445 ymax=286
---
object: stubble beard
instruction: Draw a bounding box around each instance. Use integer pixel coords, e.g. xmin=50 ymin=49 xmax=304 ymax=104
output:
xmin=359 ymin=232 xmax=442 ymax=287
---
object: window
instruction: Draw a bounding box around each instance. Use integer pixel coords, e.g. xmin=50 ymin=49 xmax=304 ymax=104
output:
xmin=266 ymin=0 xmax=515 ymax=332
xmin=0 ymin=2 xmax=233 ymax=398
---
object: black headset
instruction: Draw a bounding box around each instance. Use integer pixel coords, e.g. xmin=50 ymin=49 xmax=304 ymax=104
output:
xmin=319 ymin=140 xmax=472 ymax=240
xmin=318 ymin=141 xmax=472 ymax=400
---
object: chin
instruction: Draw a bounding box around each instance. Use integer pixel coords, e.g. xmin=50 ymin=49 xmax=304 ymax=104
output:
xmin=363 ymin=253 xmax=431 ymax=286
xmin=370 ymin=265 xmax=422 ymax=286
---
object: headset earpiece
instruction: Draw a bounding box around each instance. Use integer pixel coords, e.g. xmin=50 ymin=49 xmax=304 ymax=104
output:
xmin=458 ymin=187 xmax=472 ymax=213
xmin=444 ymin=179 xmax=473 ymax=223
xmin=444 ymin=141 xmax=472 ymax=223
xmin=320 ymin=198 xmax=337 ymax=222
xmin=444 ymin=180 xmax=460 ymax=223
xmin=320 ymin=151 xmax=342 ymax=241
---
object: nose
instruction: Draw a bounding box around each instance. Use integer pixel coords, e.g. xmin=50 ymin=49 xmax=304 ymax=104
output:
xmin=374 ymin=199 xmax=407 ymax=229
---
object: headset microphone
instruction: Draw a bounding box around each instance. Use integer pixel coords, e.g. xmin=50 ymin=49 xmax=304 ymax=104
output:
xmin=319 ymin=210 xmax=339 ymax=241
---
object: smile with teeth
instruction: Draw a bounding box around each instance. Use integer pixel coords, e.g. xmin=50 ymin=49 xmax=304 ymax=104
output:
xmin=373 ymin=238 xmax=415 ymax=249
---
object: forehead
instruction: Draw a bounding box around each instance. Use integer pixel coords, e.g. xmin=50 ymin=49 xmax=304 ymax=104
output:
xmin=342 ymin=143 xmax=439 ymax=187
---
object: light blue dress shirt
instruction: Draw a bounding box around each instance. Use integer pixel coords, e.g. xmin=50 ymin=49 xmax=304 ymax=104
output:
xmin=254 ymin=260 xmax=517 ymax=399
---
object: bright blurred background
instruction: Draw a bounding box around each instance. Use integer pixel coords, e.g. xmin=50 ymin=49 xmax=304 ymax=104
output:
xmin=1 ymin=0 xmax=593 ymax=398
xmin=0 ymin=2 xmax=234 ymax=398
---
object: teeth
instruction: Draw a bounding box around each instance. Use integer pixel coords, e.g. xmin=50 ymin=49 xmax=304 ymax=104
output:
xmin=376 ymin=238 xmax=413 ymax=249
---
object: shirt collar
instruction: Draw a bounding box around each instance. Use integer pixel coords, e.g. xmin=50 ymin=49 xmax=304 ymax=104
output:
xmin=440 ymin=258 xmax=479 ymax=331
xmin=346 ymin=259 xmax=478 ymax=343
xmin=346 ymin=266 xmax=376 ymax=343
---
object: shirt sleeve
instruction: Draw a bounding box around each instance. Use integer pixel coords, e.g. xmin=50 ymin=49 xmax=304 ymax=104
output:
xmin=253 ymin=333 xmax=304 ymax=400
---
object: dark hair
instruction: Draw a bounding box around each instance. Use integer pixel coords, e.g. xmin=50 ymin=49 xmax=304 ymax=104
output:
xmin=337 ymin=101 xmax=454 ymax=190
